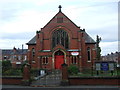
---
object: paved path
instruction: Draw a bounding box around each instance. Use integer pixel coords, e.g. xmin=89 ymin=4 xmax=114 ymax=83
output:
xmin=31 ymin=70 xmax=62 ymax=87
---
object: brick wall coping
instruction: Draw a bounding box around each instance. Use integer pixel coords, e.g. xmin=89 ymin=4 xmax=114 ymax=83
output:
xmin=69 ymin=76 xmax=120 ymax=79
xmin=2 ymin=76 xmax=23 ymax=79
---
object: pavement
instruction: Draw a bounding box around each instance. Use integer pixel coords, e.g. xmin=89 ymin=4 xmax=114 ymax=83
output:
xmin=2 ymin=85 xmax=120 ymax=90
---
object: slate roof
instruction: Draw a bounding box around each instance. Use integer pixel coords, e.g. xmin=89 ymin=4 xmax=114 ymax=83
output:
xmin=2 ymin=49 xmax=28 ymax=55
xmin=27 ymin=32 xmax=95 ymax=45
xmin=84 ymin=32 xmax=96 ymax=44
xmin=27 ymin=36 xmax=36 ymax=45
xmin=2 ymin=49 xmax=12 ymax=55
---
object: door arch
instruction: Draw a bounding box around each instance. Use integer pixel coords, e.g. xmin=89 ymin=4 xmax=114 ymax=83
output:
xmin=54 ymin=50 xmax=64 ymax=69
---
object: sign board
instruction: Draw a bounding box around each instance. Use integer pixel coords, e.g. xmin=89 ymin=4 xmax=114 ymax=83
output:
xmin=71 ymin=52 xmax=79 ymax=56
xmin=101 ymin=62 xmax=109 ymax=71
xmin=95 ymin=63 xmax=101 ymax=71
xmin=39 ymin=70 xmax=45 ymax=76
xmin=109 ymin=63 xmax=114 ymax=71
xmin=16 ymin=62 xmax=21 ymax=64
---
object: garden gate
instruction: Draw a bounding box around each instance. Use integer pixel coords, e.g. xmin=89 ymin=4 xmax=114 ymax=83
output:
xmin=31 ymin=69 xmax=62 ymax=86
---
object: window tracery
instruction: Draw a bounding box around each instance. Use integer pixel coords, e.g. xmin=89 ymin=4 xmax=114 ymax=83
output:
xmin=52 ymin=29 xmax=69 ymax=49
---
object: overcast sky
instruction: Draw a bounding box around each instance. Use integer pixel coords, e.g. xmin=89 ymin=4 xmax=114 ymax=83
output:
xmin=0 ymin=0 xmax=119 ymax=56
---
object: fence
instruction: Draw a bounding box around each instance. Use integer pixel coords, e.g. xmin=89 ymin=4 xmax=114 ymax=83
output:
xmin=68 ymin=65 xmax=119 ymax=77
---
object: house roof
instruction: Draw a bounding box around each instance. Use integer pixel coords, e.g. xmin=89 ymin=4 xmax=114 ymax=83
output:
xmin=2 ymin=49 xmax=28 ymax=55
xmin=26 ymin=36 xmax=36 ymax=45
xmin=84 ymin=32 xmax=96 ymax=44
xmin=2 ymin=49 xmax=12 ymax=55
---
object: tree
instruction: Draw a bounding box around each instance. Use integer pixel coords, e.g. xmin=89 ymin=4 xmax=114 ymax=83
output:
xmin=96 ymin=35 xmax=102 ymax=60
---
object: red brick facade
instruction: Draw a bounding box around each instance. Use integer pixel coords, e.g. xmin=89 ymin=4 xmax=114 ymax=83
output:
xmin=27 ymin=6 xmax=96 ymax=70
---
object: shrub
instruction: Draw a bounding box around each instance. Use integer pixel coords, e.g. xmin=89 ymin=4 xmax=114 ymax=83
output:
xmin=30 ymin=68 xmax=40 ymax=77
xmin=2 ymin=68 xmax=22 ymax=76
xmin=68 ymin=65 xmax=79 ymax=75
xmin=2 ymin=60 xmax=12 ymax=71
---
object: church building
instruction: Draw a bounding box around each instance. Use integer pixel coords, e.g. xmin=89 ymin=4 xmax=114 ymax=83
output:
xmin=27 ymin=5 xmax=96 ymax=70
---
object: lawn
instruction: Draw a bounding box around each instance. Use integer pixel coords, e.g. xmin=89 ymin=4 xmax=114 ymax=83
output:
xmin=70 ymin=69 xmax=120 ymax=77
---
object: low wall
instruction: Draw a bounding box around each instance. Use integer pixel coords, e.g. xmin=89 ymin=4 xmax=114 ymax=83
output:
xmin=69 ymin=76 xmax=120 ymax=85
xmin=2 ymin=76 xmax=23 ymax=85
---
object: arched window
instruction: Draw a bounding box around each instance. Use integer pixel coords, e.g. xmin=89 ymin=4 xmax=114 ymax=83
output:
xmin=32 ymin=48 xmax=35 ymax=61
xmin=52 ymin=29 xmax=69 ymax=49
xmin=87 ymin=47 xmax=91 ymax=61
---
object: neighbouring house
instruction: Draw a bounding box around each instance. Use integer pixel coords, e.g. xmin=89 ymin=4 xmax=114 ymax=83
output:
xmin=102 ymin=52 xmax=120 ymax=67
xmin=2 ymin=47 xmax=28 ymax=68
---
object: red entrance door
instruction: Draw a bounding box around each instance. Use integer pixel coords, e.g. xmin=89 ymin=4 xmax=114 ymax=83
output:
xmin=55 ymin=55 xmax=64 ymax=69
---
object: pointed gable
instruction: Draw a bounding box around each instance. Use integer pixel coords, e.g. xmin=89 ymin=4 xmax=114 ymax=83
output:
xmin=41 ymin=6 xmax=80 ymax=31
xmin=43 ymin=12 xmax=79 ymax=29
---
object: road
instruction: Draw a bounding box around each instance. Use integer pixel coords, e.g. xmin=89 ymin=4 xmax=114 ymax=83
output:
xmin=2 ymin=85 xmax=120 ymax=90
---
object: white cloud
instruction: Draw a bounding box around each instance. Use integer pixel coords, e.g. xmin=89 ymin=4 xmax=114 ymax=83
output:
xmin=0 ymin=39 xmax=28 ymax=49
xmin=0 ymin=10 xmax=56 ymax=33
xmin=0 ymin=0 xmax=118 ymax=56
xmin=100 ymin=41 xmax=118 ymax=55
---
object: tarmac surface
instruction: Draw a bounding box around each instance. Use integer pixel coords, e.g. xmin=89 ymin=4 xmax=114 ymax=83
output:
xmin=2 ymin=85 xmax=120 ymax=90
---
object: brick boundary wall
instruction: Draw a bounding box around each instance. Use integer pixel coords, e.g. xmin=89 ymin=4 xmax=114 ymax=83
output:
xmin=1 ymin=77 xmax=23 ymax=85
xmin=68 ymin=76 xmax=120 ymax=85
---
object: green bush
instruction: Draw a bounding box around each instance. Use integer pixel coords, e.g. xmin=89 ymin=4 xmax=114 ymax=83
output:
xmin=30 ymin=68 xmax=40 ymax=77
xmin=68 ymin=65 xmax=79 ymax=75
xmin=2 ymin=60 xmax=12 ymax=71
xmin=2 ymin=68 xmax=22 ymax=76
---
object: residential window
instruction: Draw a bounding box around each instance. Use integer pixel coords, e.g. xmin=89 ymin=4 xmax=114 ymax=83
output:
xmin=87 ymin=47 xmax=91 ymax=61
xmin=14 ymin=55 xmax=17 ymax=60
xmin=18 ymin=56 xmax=21 ymax=60
xmin=52 ymin=29 xmax=69 ymax=49
xmin=24 ymin=56 xmax=27 ymax=60
xmin=4 ymin=56 xmax=7 ymax=60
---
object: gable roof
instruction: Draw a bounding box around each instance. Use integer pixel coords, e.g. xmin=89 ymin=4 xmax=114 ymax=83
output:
xmin=26 ymin=36 xmax=36 ymax=45
xmin=42 ymin=11 xmax=79 ymax=29
xmin=84 ymin=32 xmax=96 ymax=44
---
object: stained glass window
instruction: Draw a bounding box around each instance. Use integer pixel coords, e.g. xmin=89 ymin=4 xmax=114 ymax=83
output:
xmin=52 ymin=29 xmax=69 ymax=49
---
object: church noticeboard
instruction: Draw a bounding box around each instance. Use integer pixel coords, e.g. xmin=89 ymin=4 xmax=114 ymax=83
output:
xmin=109 ymin=63 xmax=114 ymax=71
xmin=101 ymin=62 xmax=109 ymax=71
xmin=95 ymin=63 xmax=101 ymax=71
